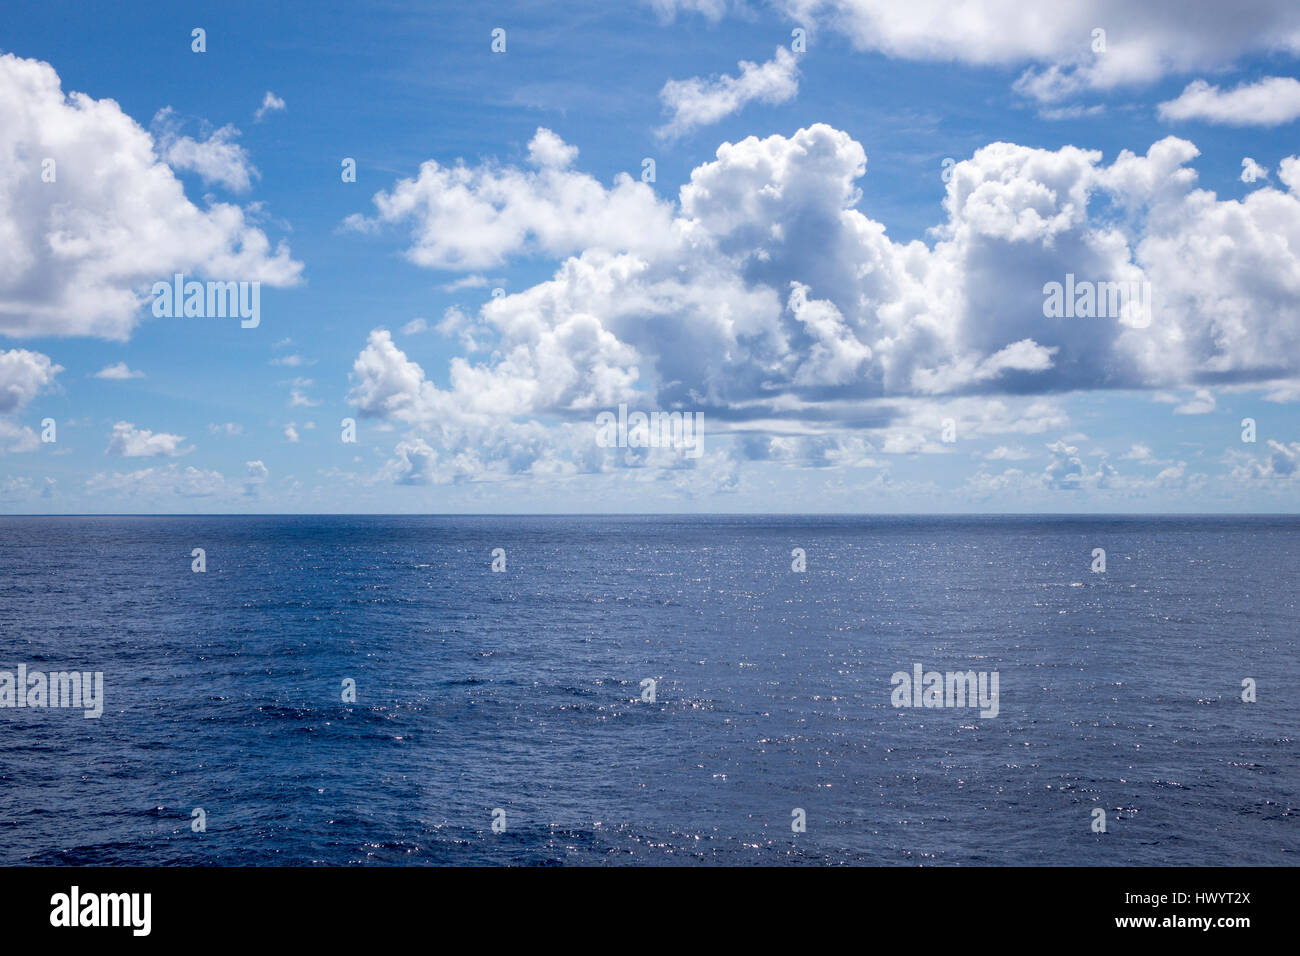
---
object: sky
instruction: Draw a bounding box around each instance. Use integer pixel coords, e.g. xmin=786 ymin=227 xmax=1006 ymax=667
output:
xmin=2 ymin=0 xmax=1300 ymax=514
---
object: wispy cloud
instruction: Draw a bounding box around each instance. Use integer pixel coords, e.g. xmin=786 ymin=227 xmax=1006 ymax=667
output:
xmin=657 ymin=46 xmax=799 ymax=139
xmin=254 ymin=90 xmax=286 ymax=122
xmin=92 ymin=362 xmax=144 ymax=380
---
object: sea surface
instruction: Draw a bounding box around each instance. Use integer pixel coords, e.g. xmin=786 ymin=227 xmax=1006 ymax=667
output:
xmin=0 ymin=515 xmax=1295 ymax=866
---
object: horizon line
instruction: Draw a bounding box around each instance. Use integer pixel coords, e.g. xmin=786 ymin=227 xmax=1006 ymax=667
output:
xmin=1 ymin=512 xmax=1298 ymax=519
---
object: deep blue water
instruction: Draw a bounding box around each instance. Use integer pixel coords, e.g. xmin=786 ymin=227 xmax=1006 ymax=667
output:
xmin=0 ymin=515 xmax=1295 ymax=865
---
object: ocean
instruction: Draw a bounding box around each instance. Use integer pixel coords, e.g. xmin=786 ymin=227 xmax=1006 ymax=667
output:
xmin=0 ymin=515 xmax=1295 ymax=865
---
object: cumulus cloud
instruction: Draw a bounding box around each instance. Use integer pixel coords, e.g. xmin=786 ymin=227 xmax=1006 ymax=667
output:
xmin=0 ymin=348 xmax=61 ymax=453
xmin=527 ymin=127 xmax=578 ymax=168
xmin=1280 ymin=156 xmax=1300 ymax=192
xmin=92 ymin=361 xmax=144 ymax=380
xmin=434 ymin=307 xmax=488 ymax=352
xmin=345 ymin=123 xmax=1300 ymax=485
xmin=152 ymin=108 xmax=258 ymax=192
xmin=242 ymin=459 xmax=268 ymax=496
xmin=966 ymin=438 xmax=1197 ymax=499
xmin=385 ymin=438 xmax=442 ymax=485
xmin=343 ymin=127 xmax=676 ymax=270
xmin=0 ymin=54 xmax=302 ymax=340
xmin=657 ymin=46 xmax=800 ymax=138
xmin=1044 ymin=439 xmax=1088 ymax=490
xmin=1158 ymin=77 xmax=1300 ymax=126
xmin=786 ymin=282 xmax=872 ymax=385
xmin=105 ymin=421 xmax=190 ymax=457
xmin=0 ymin=348 xmax=62 ymax=414
xmin=0 ymin=420 xmax=40 ymax=454
xmin=736 ymin=432 xmax=885 ymax=468
xmin=1234 ymin=439 xmax=1300 ymax=480
xmin=369 ymin=417 xmax=628 ymax=487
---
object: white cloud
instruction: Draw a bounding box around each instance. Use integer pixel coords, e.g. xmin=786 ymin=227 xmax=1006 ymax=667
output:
xmin=783 ymin=1 xmax=1300 ymax=100
xmin=646 ymin=0 xmax=728 ymax=21
xmin=653 ymin=2 xmax=1300 ymax=104
xmin=401 ymin=317 xmax=430 ymax=335
xmin=911 ymin=339 xmax=1057 ymax=395
xmin=0 ymin=54 xmax=301 ymax=340
xmin=87 ymin=464 xmax=228 ymax=498
xmin=343 ymin=127 xmax=677 ymax=270
xmin=657 ymin=46 xmax=800 ymax=139
xmin=253 ymin=91 xmax=286 ymax=123
xmin=983 ymin=445 xmax=1032 ymax=460
xmin=1158 ymin=77 xmax=1300 ymax=126
xmin=1174 ymin=388 xmax=1216 ymax=414
xmin=1281 ymin=156 xmax=1300 ymax=192
xmin=527 ymin=127 xmax=578 ymax=168
xmin=0 ymin=348 xmax=62 ymax=414
xmin=1234 ymin=439 xmax=1300 ymax=480
xmin=208 ymin=422 xmax=242 ymax=436
xmin=152 ymin=108 xmax=258 ymax=192
xmin=346 ymin=123 xmax=1300 ymax=483
xmin=105 ymin=421 xmax=190 ymax=457
xmin=435 ymin=306 xmax=487 ymax=352
xmin=968 ymin=440 xmax=1204 ymax=498
xmin=1259 ymin=378 xmax=1300 ymax=402
xmin=733 ymin=432 xmax=886 ymax=469
xmin=0 ymin=475 xmax=34 ymax=499
xmin=786 ymin=281 xmax=872 ymax=385
xmin=385 ymin=438 xmax=443 ymax=485
xmin=284 ymin=423 xmax=300 ymax=443
xmin=92 ymin=361 xmax=144 ymax=380
xmin=0 ymin=348 xmax=61 ymax=453
xmin=243 ymin=459 xmax=268 ymax=496
xmin=439 ymin=275 xmax=492 ymax=292
xmin=288 ymin=377 xmax=318 ymax=407
xmin=0 ymin=419 xmax=40 ymax=454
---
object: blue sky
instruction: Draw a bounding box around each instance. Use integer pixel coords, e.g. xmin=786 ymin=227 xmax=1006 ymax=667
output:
xmin=2 ymin=0 xmax=1300 ymax=513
